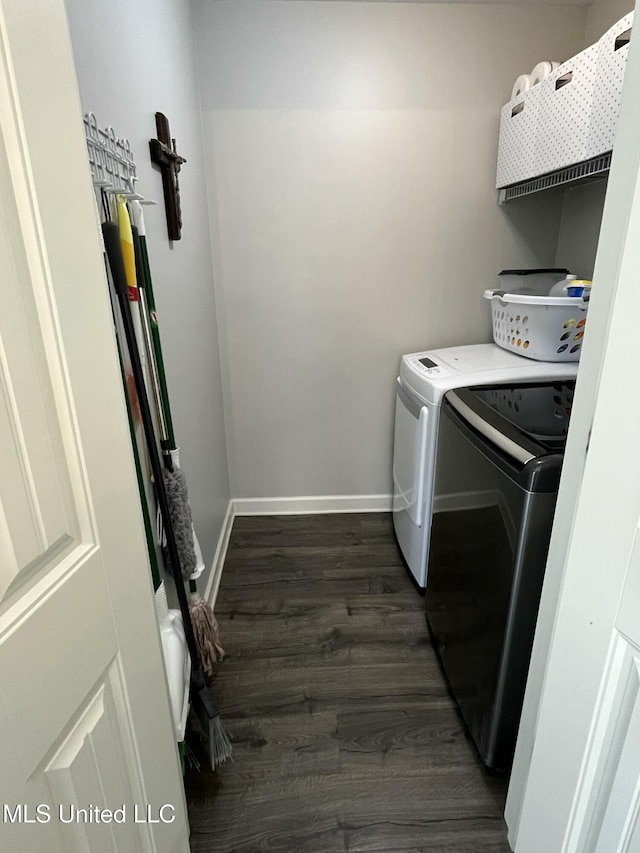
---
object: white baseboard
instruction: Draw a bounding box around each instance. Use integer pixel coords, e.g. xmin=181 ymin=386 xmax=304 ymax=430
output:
xmin=204 ymin=499 xmax=235 ymax=608
xmin=233 ymin=494 xmax=393 ymax=516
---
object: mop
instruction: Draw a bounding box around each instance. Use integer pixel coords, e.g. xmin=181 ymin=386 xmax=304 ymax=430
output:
xmin=129 ymin=200 xmax=225 ymax=674
xmin=103 ymin=220 xmax=231 ymax=769
xmin=161 ymin=457 xmax=225 ymax=676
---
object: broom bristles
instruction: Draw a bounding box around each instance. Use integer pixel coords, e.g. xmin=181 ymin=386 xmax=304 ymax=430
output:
xmin=191 ymin=685 xmax=233 ymax=770
xmin=208 ymin=715 xmax=233 ymax=769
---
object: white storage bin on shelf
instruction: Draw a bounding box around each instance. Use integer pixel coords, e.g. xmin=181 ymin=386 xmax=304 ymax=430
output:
xmin=483 ymin=290 xmax=589 ymax=362
xmin=496 ymin=86 xmax=541 ymax=188
xmin=587 ymin=11 xmax=633 ymax=158
xmin=535 ymin=44 xmax=599 ymax=176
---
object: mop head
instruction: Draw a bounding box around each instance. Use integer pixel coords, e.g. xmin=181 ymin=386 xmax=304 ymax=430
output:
xmin=162 ymin=466 xmax=197 ymax=580
xmin=190 ymin=593 xmax=225 ymax=676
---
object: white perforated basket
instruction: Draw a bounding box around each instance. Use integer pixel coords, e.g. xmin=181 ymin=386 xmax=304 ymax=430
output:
xmin=483 ymin=290 xmax=588 ymax=362
xmin=535 ymin=44 xmax=599 ymax=175
xmin=587 ymin=11 xmax=633 ymax=157
xmin=496 ymin=86 xmax=541 ymax=188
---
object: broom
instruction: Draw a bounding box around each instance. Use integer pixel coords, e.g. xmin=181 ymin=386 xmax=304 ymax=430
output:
xmin=109 ymin=291 xmax=190 ymax=758
xmin=103 ymin=220 xmax=231 ymax=768
xmin=99 ymin=192 xmax=192 ymax=766
xmin=129 ymin=200 xmax=224 ymax=675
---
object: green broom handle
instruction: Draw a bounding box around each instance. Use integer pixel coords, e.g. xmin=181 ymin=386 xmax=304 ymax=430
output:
xmin=131 ymin=207 xmax=199 ymax=596
xmin=131 ymin=205 xmax=176 ymax=448
xmin=122 ymin=372 xmax=163 ymax=591
xmin=107 ymin=257 xmax=162 ymax=592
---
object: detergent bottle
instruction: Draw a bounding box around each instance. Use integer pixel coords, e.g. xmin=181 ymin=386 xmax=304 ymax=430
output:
xmin=549 ymin=274 xmax=577 ymax=296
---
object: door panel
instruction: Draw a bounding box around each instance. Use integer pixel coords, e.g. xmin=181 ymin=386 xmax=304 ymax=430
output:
xmin=42 ymin=669 xmax=154 ymax=853
xmin=561 ymin=531 xmax=640 ymax=853
xmin=0 ymin=117 xmax=84 ymax=602
xmin=0 ymin=2 xmax=189 ymax=851
xmin=3 ymin=664 xmax=158 ymax=852
xmin=0 ymin=562 xmax=116 ymax=776
xmin=591 ymin=644 xmax=640 ymax=853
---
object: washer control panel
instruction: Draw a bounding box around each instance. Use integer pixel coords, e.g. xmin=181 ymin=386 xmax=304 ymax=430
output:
xmin=413 ymin=355 xmax=445 ymax=377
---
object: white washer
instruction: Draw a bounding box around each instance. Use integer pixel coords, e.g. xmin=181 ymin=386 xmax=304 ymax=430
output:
xmin=392 ymin=343 xmax=579 ymax=588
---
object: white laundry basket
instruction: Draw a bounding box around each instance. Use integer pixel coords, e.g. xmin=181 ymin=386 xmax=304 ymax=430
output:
xmin=483 ymin=290 xmax=588 ymax=362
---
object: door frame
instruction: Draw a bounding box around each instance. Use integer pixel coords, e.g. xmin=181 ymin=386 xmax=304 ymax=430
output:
xmin=506 ymin=10 xmax=640 ymax=849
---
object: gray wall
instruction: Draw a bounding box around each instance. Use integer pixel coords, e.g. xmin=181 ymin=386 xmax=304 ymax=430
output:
xmin=585 ymin=0 xmax=633 ymax=45
xmin=65 ymin=0 xmax=230 ymax=584
xmin=555 ymin=180 xmax=609 ymax=280
xmin=194 ymin=0 xmax=588 ymax=501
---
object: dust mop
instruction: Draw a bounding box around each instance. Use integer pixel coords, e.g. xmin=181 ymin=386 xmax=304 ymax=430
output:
xmin=162 ymin=447 xmax=225 ymax=676
xmin=103 ymin=221 xmax=231 ymax=769
xmin=130 ymin=200 xmax=224 ymax=674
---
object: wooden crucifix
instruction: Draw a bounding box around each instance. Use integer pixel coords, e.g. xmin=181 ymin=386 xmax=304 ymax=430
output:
xmin=149 ymin=112 xmax=187 ymax=241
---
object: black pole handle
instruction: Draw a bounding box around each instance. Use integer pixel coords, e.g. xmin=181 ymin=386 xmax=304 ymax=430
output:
xmin=132 ymin=226 xmax=147 ymax=293
xmin=102 ymin=222 xmax=128 ymax=297
xmin=102 ymin=223 xmax=206 ymax=692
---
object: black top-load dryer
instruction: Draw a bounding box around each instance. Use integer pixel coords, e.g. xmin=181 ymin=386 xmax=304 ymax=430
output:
xmin=425 ymin=380 xmax=574 ymax=773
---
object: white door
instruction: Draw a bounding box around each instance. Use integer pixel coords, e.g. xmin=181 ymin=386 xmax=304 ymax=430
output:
xmin=0 ymin=2 xmax=190 ymax=851
xmin=512 ymin=23 xmax=640 ymax=852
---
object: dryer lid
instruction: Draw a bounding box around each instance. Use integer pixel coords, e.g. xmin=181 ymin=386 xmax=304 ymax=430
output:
xmin=463 ymin=380 xmax=575 ymax=450
xmin=444 ymin=381 xmax=575 ymax=492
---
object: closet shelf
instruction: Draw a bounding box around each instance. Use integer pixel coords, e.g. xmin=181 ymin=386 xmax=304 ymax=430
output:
xmin=498 ymin=152 xmax=611 ymax=204
xmin=496 ymin=11 xmax=631 ymax=203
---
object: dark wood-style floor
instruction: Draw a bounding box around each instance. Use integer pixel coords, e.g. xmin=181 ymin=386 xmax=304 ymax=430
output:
xmin=184 ymin=513 xmax=511 ymax=852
